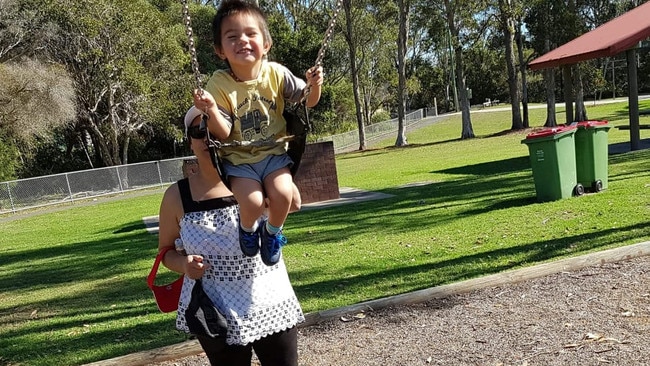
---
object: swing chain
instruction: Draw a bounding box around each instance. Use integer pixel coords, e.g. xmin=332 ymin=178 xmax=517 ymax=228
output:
xmin=314 ymin=0 xmax=344 ymax=69
xmin=302 ymin=0 xmax=344 ymax=103
xmin=181 ymin=0 xmax=203 ymax=93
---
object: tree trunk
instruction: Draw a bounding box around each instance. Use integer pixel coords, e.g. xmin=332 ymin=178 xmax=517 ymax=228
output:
xmin=516 ymin=19 xmax=529 ymax=128
xmin=499 ymin=0 xmax=522 ymax=130
xmin=562 ymin=65 xmax=573 ymax=124
xmin=456 ymin=47 xmax=474 ymax=139
xmin=573 ymin=66 xmax=587 ymax=121
xmin=395 ymin=0 xmax=409 ymax=147
xmin=343 ymin=0 xmax=366 ymax=150
xmin=543 ymin=39 xmax=556 ymax=127
xmin=77 ymin=132 xmax=94 ymax=169
xmin=85 ymin=114 xmax=115 ymax=166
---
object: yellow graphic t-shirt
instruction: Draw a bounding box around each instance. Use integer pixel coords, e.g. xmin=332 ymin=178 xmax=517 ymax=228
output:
xmin=205 ymin=61 xmax=305 ymax=165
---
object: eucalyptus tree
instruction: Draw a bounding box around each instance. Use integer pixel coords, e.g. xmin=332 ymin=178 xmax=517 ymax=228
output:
xmin=496 ymin=0 xmax=523 ymax=130
xmin=0 ymin=0 xmax=76 ymax=179
xmin=342 ymin=0 xmax=397 ymax=150
xmin=515 ymin=11 xmax=530 ymax=127
xmin=0 ymin=60 xmax=76 ymax=179
xmin=395 ymin=0 xmax=410 ymax=147
xmin=342 ymin=0 xmax=366 ymax=150
xmin=409 ymin=2 xmax=449 ymax=112
xmin=526 ymin=0 xmax=564 ymax=126
xmin=438 ymin=0 xmax=489 ymax=139
xmin=41 ymin=0 xmax=190 ymax=167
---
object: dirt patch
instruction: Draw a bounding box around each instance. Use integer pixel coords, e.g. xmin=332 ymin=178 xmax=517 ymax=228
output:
xmin=151 ymin=255 xmax=649 ymax=366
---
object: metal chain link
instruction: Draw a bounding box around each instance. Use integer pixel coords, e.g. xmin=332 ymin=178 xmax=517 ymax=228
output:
xmin=314 ymin=0 xmax=344 ymax=68
xmin=302 ymin=0 xmax=344 ymax=102
xmin=181 ymin=0 xmax=203 ymax=93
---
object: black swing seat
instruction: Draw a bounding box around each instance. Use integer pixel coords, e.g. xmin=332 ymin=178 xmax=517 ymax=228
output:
xmin=284 ymin=101 xmax=311 ymax=176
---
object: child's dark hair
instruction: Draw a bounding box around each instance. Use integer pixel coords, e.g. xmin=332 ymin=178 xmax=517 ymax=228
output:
xmin=212 ymin=0 xmax=272 ymax=49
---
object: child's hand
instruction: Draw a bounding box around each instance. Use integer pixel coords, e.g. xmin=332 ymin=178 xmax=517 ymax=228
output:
xmin=193 ymin=88 xmax=216 ymax=111
xmin=306 ymin=66 xmax=324 ymax=87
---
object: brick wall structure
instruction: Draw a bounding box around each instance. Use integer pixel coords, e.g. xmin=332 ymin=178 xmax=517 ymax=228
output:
xmin=293 ymin=141 xmax=340 ymax=204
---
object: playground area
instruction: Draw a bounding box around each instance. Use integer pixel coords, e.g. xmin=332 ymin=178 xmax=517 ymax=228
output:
xmin=146 ymin=247 xmax=649 ymax=366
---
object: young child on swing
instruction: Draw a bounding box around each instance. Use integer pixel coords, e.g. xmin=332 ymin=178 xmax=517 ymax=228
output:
xmin=192 ymin=0 xmax=323 ymax=266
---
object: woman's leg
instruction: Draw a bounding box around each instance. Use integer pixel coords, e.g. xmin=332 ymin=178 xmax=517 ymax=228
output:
xmin=253 ymin=327 xmax=298 ymax=366
xmin=196 ymin=334 xmax=252 ymax=366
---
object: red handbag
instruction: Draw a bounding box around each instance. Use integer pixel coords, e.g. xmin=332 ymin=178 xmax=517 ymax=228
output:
xmin=147 ymin=247 xmax=184 ymax=313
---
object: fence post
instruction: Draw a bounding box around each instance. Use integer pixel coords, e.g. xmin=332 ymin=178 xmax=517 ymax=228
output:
xmin=156 ymin=161 xmax=163 ymax=188
xmin=65 ymin=173 xmax=74 ymax=203
xmin=7 ymin=182 xmax=16 ymax=213
xmin=116 ymin=166 xmax=124 ymax=192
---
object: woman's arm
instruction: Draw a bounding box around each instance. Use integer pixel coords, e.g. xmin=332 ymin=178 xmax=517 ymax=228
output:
xmin=158 ymin=183 xmax=209 ymax=279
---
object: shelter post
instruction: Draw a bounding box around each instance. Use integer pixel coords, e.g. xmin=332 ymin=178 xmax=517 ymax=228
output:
xmin=626 ymin=48 xmax=640 ymax=151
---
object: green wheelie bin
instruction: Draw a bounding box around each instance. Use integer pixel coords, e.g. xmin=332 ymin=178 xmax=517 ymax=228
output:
xmin=574 ymin=121 xmax=611 ymax=192
xmin=522 ymin=125 xmax=583 ymax=202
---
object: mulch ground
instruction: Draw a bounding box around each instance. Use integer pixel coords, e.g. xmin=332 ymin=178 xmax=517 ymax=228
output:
xmin=151 ymin=255 xmax=649 ymax=366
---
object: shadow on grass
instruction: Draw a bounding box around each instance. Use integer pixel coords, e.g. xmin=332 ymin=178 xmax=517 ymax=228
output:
xmin=0 ymin=225 xmax=182 ymax=365
xmin=289 ymin=221 xmax=650 ymax=306
xmin=337 ymin=137 xmax=460 ymax=159
xmin=432 ymin=156 xmax=530 ymax=176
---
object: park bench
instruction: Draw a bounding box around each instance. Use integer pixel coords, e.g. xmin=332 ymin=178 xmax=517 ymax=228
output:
xmin=482 ymin=98 xmax=501 ymax=108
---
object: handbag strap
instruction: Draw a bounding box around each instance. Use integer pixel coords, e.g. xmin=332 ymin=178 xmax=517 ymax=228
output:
xmin=147 ymin=246 xmax=176 ymax=290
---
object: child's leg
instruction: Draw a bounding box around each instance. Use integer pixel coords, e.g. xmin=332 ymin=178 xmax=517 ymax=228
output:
xmin=230 ymin=177 xmax=265 ymax=229
xmin=289 ymin=182 xmax=301 ymax=213
xmin=263 ymin=167 xmax=293 ymax=230
xmin=264 ymin=182 xmax=300 ymax=213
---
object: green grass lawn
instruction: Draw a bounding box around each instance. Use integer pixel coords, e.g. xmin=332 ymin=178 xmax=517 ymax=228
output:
xmin=1 ymin=100 xmax=649 ymax=365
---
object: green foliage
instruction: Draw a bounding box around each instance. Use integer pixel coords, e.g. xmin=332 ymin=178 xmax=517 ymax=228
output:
xmin=0 ymin=137 xmax=19 ymax=181
xmin=371 ymin=109 xmax=391 ymax=124
xmin=37 ymin=0 xmax=192 ymax=168
xmin=17 ymin=128 xmax=91 ymax=178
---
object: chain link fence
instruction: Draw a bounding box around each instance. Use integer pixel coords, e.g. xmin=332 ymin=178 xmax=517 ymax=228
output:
xmin=0 ymin=157 xmax=191 ymax=214
xmin=1 ymin=108 xmax=447 ymax=214
xmin=317 ymin=109 xmax=440 ymax=153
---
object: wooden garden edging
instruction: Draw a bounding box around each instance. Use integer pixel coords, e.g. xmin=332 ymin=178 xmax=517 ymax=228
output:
xmin=84 ymin=241 xmax=650 ymax=366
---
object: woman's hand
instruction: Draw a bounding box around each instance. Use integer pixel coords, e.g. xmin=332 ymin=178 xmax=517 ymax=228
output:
xmin=183 ymin=254 xmax=210 ymax=280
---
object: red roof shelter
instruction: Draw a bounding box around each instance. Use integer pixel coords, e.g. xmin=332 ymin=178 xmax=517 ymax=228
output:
xmin=529 ymin=2 xmax=650 ymax=151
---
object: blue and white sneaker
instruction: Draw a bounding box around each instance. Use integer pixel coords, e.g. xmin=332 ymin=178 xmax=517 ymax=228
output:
xmin=239 ymin=226 xmax=260 ymax=257
xmin=260 ymin=225 xmax=287 ymax=266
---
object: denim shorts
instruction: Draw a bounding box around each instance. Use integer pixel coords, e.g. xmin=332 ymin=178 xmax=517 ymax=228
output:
xmin=223 ymin=154 xmax=293 ymax=183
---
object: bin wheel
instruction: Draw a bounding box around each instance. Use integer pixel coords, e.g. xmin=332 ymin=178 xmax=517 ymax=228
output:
xmin=573 ymin=184 xmax=585 ymax=196
xmin=591 ymin=180 xmax=603 ymax=192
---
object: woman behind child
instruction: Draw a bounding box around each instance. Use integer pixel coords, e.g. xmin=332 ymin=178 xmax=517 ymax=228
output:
xmin=157 ymin=106 xmax=304 ymax=366
xmin=193 ymin=0 xmax=323 ymax=266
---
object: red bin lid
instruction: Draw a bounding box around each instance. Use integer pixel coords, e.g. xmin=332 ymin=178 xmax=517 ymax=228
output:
xmin=576 ymin=120 xmax=609 ymax=128
xmin=525 ymin=125 xmax=577 ymax=139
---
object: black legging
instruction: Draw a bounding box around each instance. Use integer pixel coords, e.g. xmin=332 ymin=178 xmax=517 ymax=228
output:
xmin=196 ymin=327 xmax=298 ymax=366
